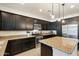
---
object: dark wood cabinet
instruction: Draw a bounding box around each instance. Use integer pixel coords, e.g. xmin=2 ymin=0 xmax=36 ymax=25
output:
xmin=47 ymin=22 xmax=62 ymax=36
xmin=43 ymin=34 xmax=56 ymax=39
xmin=1 ymin=12 xmax=16 ymax=30
xmin=9 ymin=40 xmax=23 ymax=55
xmin=0 ymin=11 xmax=2 ymax=29
xmin=24 ymin=17 xmax=33 ymax=30
xmin=34 ymin=19 xmax=49 ymax=30
xmin=78 ymin=43 xmax=79 ymax=50
xmin=15 ymin=15 xmax=33 ymax=30
xmin=4 ymin=37 xmax=35 ymax=56
xmin=41 ymin=23 xmax=48 ymax=30
xmin=41 ymin=43 xmax=53 ymax=56
xmin=4 ymin=39 xmax=23 ymax=55
xmin=41 ymin=21 xmax=49 ymax=30
xmin=15 ymin=15 xmax=26 ymax=30
xmin=0 ymin=11 xmax=34 ymax=30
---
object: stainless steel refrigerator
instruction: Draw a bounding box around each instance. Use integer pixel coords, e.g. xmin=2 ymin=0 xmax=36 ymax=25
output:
xmin=62 ymin=24 xmax=78 ymax=39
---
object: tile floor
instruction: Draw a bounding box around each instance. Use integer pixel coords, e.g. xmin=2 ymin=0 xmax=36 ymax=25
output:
xmin=15 ymin=43 xmax=79 ymax=56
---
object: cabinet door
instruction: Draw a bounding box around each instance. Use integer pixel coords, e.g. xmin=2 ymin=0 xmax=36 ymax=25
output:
xmin=22 ymin=38 xmax=35 ymax=51
xmin=34 ymin=19 xmax=49 ymax=30
xmin=9 ymin=40 xmax=22 ymax=55
xmin=78 ymin=43 xmax=79 ymax=49
xmin=34 ymin=19 xmax=43 ymax=30
xmin=22 ymin=39 xmax=30 ymax=51
xmin=42 ymin=24 xmax=48 ymax=30
xmin=15 ymin=15 xmax=26 ymax=30
xmin=1 ymin=12 xmax=16 ymax=30
xmin=0 ymin=12 xmax=2 ymax=30
xmin=24 ymin=17 xmax=33 ymax=30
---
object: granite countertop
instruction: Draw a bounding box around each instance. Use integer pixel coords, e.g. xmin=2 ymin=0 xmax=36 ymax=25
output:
xmin=0 ymin=40 xmax=8 ymax=56
xmin=39 ymin=36 xmax=78 ymax=54
xmin=0 ymin=35 xmax=35 ymax=41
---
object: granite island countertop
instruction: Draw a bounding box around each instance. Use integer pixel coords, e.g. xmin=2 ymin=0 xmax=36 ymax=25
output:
xmin=39 ymin=36 xmax=78 ymax=54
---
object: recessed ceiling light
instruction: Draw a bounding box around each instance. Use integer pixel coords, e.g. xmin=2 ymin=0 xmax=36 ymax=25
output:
xmin=39 ymin=9 xmax=42 ymax=12
xmin=70 ymin=5 xmax=75 ymax=8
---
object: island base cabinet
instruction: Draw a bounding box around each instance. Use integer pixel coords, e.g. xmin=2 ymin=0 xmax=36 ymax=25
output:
xmin=41 ymin=43 xmax=53 ymax=56
xmin=4 ymin=37 xmax=35 ymax=56
xmin=22 ymin=40 xmax=35 ymax=52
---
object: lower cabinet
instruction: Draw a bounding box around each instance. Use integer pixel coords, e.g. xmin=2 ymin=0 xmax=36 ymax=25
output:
xmin=78 ymin=43 xmax=79 ymax=50
xmin=43 ymin=35 xmax=56 ymax=39
xmin=4 ymin=37 xmax=35 ymax=56
xmin=41 ymin=43 xmax=53 ymax=56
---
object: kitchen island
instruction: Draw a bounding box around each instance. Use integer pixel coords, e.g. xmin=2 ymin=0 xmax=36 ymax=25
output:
xmin=39 ymin=36 xmax=78 ymax=56
xmin=0 ymin=35 xmax=35 ymax=56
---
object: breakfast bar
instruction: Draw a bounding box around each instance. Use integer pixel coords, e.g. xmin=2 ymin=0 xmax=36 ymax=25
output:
xmin=39 ymin=36 xmax=78 ymax=56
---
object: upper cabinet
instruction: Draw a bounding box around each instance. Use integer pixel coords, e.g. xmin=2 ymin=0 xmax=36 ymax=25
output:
xmin=34 ymin=19 xmax=49 ymax=30
xmin=1 ymin=12 xmax=16 ymax=30
xmin=25 ymin=18 xmax=33 ymax=30
xmin=15 ymin=15 xmax=26 ymax=30
xmin=0 ymin=11 xmax=33 ymax=30
xmin=0 ymin=12 xmax=2 ymax=30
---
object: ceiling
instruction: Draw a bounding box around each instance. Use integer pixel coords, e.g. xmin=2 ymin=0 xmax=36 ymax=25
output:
xmin=0 ymin=3 xmax=79 ymax=22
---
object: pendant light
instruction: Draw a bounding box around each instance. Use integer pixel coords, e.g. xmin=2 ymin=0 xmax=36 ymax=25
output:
xmin=57 ymin=3 xmax=61 ymax=21
xmin=51 ymin=3 xmax=55 ymax=19
xmin=62 ymin=4 xmax=65 ymax=23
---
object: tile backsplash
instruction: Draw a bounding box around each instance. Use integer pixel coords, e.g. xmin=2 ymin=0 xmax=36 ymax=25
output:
xmin=0 ymin=31 xmax=27 ymax=36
